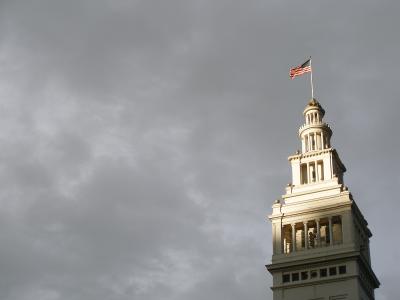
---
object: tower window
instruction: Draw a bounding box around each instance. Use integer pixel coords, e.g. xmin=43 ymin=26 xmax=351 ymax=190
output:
xmin=338 ymin=265 xmax=347 ymax=274
xmin=320 ymin=268 xmax=327 ymax=277
xmin=282 ymin=274 xmax=290 ymax=283
xmin=301 ymin=271 xmax=308 ymax=280
xmin=292 ymin=273 xmax=299 ymax=281
xmin=307 ymin=221 xmax=317 ymax=248
xmin=329 ymin=267 xmax=337 ymax=276
xmin=301 ymin=164 xmax=308 ymax=184
xmin=310 ymin=270 xmax=318 ymax=279
xmin=317 ymin=161 xmax=324 ymax=181
xmin=309 ymin=162 xmax=316 ymax=182
xmin=283 ymin=225 xmax=293 ymax=254
xmin=319 ymin=218 xmax=330 ymax=246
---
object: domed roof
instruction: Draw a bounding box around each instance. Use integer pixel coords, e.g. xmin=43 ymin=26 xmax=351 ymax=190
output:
xmin=303 ymin=98 xmax=325 ymax=116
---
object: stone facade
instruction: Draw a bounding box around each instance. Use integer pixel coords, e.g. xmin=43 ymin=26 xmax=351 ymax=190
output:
xmin=266 ymin=99 xmax=379 ymax=300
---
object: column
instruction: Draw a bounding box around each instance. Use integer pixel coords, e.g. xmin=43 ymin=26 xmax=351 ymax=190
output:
xmin=316 ymin=219 xmax=321 ymax=247
xmin=272 ymin=223 xmax=276 ymax=253
xmin=315 ymin=160 xmax=319 ymax=182
xmin=329 ymin=217 xmax=333 ymax=246
xmin=307 ymin=162 xmax=310 ymax=184
xmin=314 ymin=133 xmax=317 ymax=150
xmin=301 ymin=137 xmax=305 ymax=153
xmin=305 ymin=135 xmax=308 ymax=152
xmin=321 ymin=131 xmax=324 ymax=149
xmin=320 ymin=133 xmax=323 ymax=149
xmin=311 ymin=163 xmax=315 ymax=182
xmin=291 ymin=223 xmax=296 ymax=253
xmin=311 ymin=133 xmax=314 ymax=150
xmin=321 ymin=162 xmax=324 ymax=181
xmin=313 ymin=133 xmax=316 ymax=150
xmin=304 ymin=222 xmax=308 ymax=250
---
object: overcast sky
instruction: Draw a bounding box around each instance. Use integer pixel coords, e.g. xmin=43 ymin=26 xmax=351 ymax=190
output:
xmin=0 ymin=1 xmax=399 ymax=299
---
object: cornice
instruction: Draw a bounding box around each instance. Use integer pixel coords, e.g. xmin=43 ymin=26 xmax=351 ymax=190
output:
xmin=288 ymin=148 xmax=332 ymax=161
xmin=266 ymin=249 xmax=360 ymax=271
xmin=287 ymin=148 xmax=346 ymax=172
xmin=298 ymin=122 xmax=332 ymax=136
xmin=268 ymin=201 xmax=352 ymax=222
xmin=282 ymin=182 xmax=346 ymax=199
xmin=268 ymin=202 xmax=352 ymax=222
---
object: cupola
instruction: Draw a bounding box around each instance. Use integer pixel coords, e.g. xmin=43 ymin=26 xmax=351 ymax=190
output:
xmin=299 ymin=98 xmax=332 ymax=153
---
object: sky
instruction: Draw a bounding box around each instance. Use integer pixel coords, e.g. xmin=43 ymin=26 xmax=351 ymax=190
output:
xmin=0 ymin=1 xmax=399 ymax=299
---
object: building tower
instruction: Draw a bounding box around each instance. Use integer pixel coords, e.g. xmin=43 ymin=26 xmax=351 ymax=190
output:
xmin=267 ymin=99 xmax=380 ymax=300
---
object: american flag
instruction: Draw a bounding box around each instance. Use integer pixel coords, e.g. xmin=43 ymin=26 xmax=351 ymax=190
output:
xmin=289 ymin=59 xmax=312 ymax=79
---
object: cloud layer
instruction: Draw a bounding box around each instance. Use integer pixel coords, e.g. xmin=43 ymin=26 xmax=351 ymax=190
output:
xmin=0 ymin=1 xmax=399 ymax=299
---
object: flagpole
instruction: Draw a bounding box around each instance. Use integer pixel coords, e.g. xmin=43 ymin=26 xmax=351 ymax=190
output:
xmin=310 ymin=57 xmax=314 ymax=99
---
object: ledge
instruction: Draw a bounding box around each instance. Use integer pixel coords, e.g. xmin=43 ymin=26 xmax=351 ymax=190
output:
xmin=267 ymin=246 xmax=359 ymax=271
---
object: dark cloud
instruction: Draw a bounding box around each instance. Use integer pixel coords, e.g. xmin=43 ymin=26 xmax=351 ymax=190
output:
xmin=0 ymin=1 xmax=397 ymax=299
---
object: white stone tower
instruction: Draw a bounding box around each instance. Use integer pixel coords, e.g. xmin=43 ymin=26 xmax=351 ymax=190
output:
xmin=267 ymin=99 xmax=379 ymax=300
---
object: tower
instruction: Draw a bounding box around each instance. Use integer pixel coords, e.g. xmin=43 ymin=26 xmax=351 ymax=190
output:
xmin=267 ymin=99 xmax=380 ymax=300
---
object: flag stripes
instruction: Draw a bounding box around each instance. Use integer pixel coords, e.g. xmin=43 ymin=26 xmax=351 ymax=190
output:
xmin=289 ymin=59 xmax=312 ymax=79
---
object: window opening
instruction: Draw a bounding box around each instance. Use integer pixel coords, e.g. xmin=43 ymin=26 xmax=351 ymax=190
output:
xmin=320 ymin=268 xmax=327 ymax=277
xmin=310 ymin=270 xmax=318 ymax=279
xmin=339 ymin=265 xmax=347 ymax=274
xmin=282 ymin=274 xmax=290 ymax=283
xmin=283 ymin=225 xmax=293 ymax=254
xmin=317 ymin=161 xmax=324 ymax=181
xmin=301 ymin=271 xmax=308 ymax=280
xmin=319 ymin=218 xmax=330 ymax=247
xmin=307 ymin=221 xmax=317 ymax=248
xmin=295 ymin=223 xmax=305 ymax=251
xmin=301 ymin=164 xmax=308 ymax=184
xmin=310 ymin=162 xmax=316 ymax=182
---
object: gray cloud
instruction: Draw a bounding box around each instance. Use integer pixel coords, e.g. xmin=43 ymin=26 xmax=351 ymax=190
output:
xmin=0 ymin=0 xmax=398 ymax=299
